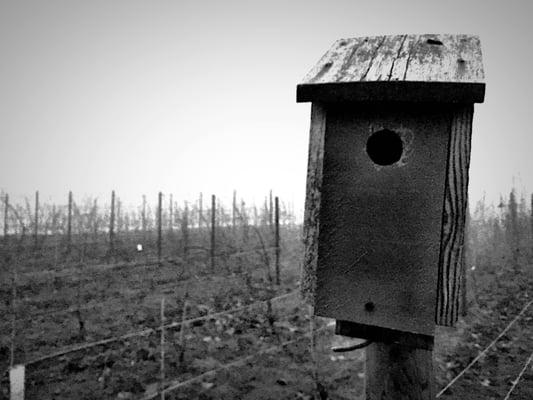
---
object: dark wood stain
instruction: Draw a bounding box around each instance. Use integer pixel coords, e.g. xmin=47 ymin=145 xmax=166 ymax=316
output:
xmin=314 ymin=103 xmax=451 ymax=335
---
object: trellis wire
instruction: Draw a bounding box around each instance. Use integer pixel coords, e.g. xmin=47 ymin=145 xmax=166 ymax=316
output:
xmin=502 ymin=351 xmax=533 ymax=400
xmin=143 ymin=324 xmax=333 ymax=400
xmin=25 ymin=290 xmax=299 ymax=366
xmin=436 ymin=298 xmax=533 ymax=397
xmin=7 ymin=246 xmax=280 ymax=325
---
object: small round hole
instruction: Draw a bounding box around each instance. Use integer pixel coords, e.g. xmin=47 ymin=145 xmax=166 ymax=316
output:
xmin=366 ymin=129 xmax=403 ymax=166
xmin=364 ymin=302 xmax=375 ymax=312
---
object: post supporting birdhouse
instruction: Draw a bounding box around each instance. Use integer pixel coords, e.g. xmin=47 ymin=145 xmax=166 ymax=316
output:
xmin=297 ymin=34 xmax=485 ymax=399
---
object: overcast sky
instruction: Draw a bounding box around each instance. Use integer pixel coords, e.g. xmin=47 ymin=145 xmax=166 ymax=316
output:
xmin=1 ymin=0 xmax=532 ymax=212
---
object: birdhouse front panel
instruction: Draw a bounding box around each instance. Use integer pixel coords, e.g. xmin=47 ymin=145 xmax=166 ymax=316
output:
xmin=315 ymin=103 xmax=452 ymax=335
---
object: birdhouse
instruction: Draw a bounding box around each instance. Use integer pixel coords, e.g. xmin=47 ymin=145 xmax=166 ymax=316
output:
xmin=298 ymin=34 xmax=485 ymax=339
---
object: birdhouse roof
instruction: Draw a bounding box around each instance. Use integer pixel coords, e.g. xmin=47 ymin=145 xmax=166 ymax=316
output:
xmin=297 ymin=34 xmax=485 ymax=103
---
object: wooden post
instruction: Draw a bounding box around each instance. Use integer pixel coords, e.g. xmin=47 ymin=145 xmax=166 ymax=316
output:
xmin=178 ymin=296 xmax=188 ymax=364
xmin=169 ymin=194 xmax=173 ymax=234
xmin=366 ymin=340 xmax=434 ymax=399
xmin=508 ymin=189 xmax=519 ymax=270
xmin=4 ymin=193 xmax=9 ymax=241
xmin=10 ymin=263 xmax=17 ymax=369
xmin=109 ymin=190 xmax=115 ymax=257
xmin=182 ymin=202 xmax=189 ymax=259
xmin=9 ymin=364 xmax=25 ymax=400
xmin=160 ymin=298 xmax=166 ymax=400
xmin=67 ymin=191 xmax=73 ymax=253
xmin=269 ymin=190 xmax=273 ymax=227
xmin=157 ymin=192 xmax=163 ymax=266
xmin=275 ymin=196 xmax=280 ymax=285
xmin=34 ymin=190 xmax=39 ymax=248
xmin=142 ymin=194 xmax=147 ymax=239
xmin=210 ymin=194 xmax=215 ymax=272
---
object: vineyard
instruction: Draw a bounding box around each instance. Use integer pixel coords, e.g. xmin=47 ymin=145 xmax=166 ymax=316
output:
xmin=1 ymin=189 xmax=533 ymax=399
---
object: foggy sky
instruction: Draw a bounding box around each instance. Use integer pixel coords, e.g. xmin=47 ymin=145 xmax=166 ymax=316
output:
xmin=1 ymin=0 xmax=532 ymax=211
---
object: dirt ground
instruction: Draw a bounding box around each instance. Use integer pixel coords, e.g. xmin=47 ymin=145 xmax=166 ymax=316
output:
xmin=1 ymin=228 xmax=532 ymax=399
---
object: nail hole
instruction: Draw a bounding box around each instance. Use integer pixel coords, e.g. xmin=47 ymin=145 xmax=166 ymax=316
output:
xmin=426 ymin=38 xmax=443 ymax=46
xmin=365 ymin=302 xmax=375 ymax=312
xmin=458 ymin=58 xmax=465 ymax=63
xmin=366 ymin=129 xmax=403 ymax=166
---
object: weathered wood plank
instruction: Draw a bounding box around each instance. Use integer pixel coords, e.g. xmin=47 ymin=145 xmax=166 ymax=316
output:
xmin=366 ymin=341 xmax=435 ymax=400
xmin=362 ymin=35 xmax=405 ymax=81
xmin=300 ymin=103 xmax=326 ymax=304
xmin=404 ymin=35 xmax=484 ymax=83
xmin=435 ymin=105 xmax=473 ymax=326
xmin=297 ymin=34 xmax=485 ymax=103
xmin=388 ymin=35 xmax=419 ymax=80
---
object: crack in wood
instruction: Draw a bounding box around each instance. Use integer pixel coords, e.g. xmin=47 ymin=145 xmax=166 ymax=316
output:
xmin=388 ymin=35 xmax=408 ymax=81
xmin=361 ymin=36 xmax=387 ymax=81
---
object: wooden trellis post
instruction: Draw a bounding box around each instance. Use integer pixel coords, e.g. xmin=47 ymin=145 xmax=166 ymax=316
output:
xmin=160 ymin=298 xmax=166 ymax=400
xmin=531 ymin=194 xmax=533 ymax=256
xmin=157 ymin=192 xmax=163 ymax=266
xmin=109 ymin=190 xmax=115 ymax=257
xmin=169 ymin=194 xmax=173 ymax=234
xmin=210 ymin=194 xmax=216 ymax=272
xmin=67 ymin=191 xmax=73 ymax=253
xmin=182 ymin=201 xmax=189 ymax=259
xmin=142 ymin=194 xmax=147 ymax=240
xmin=275 ymin=196 xmax=280 ymax=285
xmin=298 ymin=34 xmax=485 ymax=399
xmin=33 ymin=190 xmax=39 ymax=248
xmin=269 ymin=190 xmax=273 ymax=227
xmin=4 ymin=193 xmax=9 ymax=242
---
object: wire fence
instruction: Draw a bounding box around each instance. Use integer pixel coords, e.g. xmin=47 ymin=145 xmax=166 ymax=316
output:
xmin=25 ymin=290 xmax=299 ymax=366
xmin=437 ymin=297 xmax=533 ymax=398
xmin=502 ymin=351 xmax=533 ymax=400
xmin=4 ymin=246 xmax=281 ymax=323
xmin=143 ymin=323 xmax=334 ymax=400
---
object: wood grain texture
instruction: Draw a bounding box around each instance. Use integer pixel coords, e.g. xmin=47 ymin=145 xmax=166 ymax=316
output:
xmin=366 ymin=341 xmax=434 ymax=400
xmin=297 ymin=34 xmax=485 ymax=103
xmin=300 ymin=103 xmax=326 ymax=304
xmin=436 ymin=105 xmax=473 ymax=326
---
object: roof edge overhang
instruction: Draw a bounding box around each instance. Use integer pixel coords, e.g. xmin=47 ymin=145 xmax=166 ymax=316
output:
xmin=297 ymin=81 xmax=485 ymax=104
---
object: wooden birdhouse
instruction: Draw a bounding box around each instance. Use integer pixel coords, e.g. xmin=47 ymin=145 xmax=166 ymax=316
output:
xmin=298 ymin=34 xmax=485 ymax=339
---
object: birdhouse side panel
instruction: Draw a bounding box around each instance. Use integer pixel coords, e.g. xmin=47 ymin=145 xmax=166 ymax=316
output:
xmin=301 ymin=103 xmax=327 ymax=304
xmin=436 ymin=105 xmax=474 ymax=326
